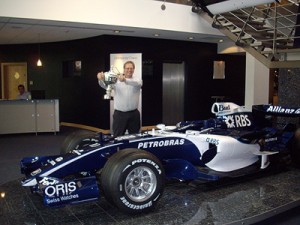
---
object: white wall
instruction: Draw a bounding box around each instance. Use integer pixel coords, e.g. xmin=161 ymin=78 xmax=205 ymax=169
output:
xmin=244 ymin=52 xmax=269 ymax=110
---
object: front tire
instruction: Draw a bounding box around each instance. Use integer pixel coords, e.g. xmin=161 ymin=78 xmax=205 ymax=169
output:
xmin=101 ymin=149 xmax=165 ymax=214
xmin=60 ymin=130 xmax=99 ymax=154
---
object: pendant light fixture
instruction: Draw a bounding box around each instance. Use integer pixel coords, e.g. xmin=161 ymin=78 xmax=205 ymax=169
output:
xmin=37 ymin=33 xmax=42 ymax=67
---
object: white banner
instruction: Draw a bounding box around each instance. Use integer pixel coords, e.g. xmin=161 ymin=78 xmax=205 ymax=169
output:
xmin=109 ymin=53 xmax=142 ymax=133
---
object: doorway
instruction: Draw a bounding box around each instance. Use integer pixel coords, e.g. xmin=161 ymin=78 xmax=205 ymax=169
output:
xmin=1 ymin=62 xmax=28 ymax=100
xmin=162 ymin=62 xmax=185 ymax=125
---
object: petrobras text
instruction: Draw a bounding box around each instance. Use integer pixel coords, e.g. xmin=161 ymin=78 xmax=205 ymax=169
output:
xmin=137 ymin=139 xmax=185 ymax=149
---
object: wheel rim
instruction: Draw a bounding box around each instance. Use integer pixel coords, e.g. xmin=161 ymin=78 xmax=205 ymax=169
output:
xmin=125 ymin=166 xmax=157 ymax=202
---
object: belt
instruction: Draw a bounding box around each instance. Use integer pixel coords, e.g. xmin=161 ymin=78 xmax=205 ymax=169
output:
xmin=115 ymin=109 xmax=137 ymax=113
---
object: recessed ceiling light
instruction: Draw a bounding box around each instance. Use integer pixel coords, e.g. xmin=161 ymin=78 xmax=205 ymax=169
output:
xmin=154 ymin=34 xmax=160 ymax=37
xmin=188 ymin=37 xmax=194 ymax=40
xmin=113 ymin=30 xmax=120 ymax=33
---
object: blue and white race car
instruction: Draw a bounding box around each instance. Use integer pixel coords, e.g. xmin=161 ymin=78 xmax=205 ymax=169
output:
xmin=20 ymin=102 xmax=300 ymax=214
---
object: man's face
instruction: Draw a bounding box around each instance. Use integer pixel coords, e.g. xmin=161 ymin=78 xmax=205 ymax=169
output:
xmin=124 ymin=63 xmax=135 ymax=78
xmin=18 ymin=86 xmax=25 ymax=94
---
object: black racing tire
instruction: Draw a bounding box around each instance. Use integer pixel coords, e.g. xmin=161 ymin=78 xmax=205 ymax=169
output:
xmin=101 ymin=149 xmax=165 ymax=214
xmin=291 ymin=128 xmax=300 ymax=167
xmin=60 ymin=130 xmax=99 ymax=155
xmin=100 ymin=149 xmax=138 ymax=205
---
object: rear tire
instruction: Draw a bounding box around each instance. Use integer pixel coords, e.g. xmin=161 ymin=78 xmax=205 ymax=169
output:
xmin=101 ymin=149 xmax=165 ymax=214
xmin=60 ymin=130 xmax=99 ymax=154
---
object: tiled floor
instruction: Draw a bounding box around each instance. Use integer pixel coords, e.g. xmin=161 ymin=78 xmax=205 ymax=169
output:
xmin=1 ymin=128 xmax=300 ymax=225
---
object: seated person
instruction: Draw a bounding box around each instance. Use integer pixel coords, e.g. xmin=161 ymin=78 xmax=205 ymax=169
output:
xmin=16 ymin=84 xmax=31 ymax=100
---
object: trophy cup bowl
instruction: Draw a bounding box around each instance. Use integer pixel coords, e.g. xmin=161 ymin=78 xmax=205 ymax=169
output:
xmin=103 ymin=70 xmax=119 ymax=99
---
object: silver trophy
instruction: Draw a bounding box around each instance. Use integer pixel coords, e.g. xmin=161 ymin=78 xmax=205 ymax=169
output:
xmin=103 ymin=66 xmax=119 ymax=99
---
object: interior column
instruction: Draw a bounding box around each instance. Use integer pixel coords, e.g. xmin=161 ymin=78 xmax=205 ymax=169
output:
xmin=244 ymin=52 xmax=270 ymax=110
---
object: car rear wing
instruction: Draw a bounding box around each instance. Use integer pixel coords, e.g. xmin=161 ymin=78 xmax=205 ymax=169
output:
xmin=252 ymin=105 xmax=300 ymax=117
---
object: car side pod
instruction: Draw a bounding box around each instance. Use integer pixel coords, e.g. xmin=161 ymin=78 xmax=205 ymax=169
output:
xmin=42 ymin=176 xmax=99 ymax=207
xmin=163 ymin=159 xmax=219 ymax=181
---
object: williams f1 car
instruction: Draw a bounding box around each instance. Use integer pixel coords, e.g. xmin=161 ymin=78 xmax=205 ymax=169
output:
xmin=20 ymin=102 xmax=300 ymax=214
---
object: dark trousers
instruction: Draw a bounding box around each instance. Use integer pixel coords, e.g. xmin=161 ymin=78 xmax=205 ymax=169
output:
xmin=113 ymin=109 xmax=140 ymax=137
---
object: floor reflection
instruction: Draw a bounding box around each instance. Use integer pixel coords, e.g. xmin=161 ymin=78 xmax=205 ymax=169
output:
xmin=1 ymin=167 xmax=300 ymax=225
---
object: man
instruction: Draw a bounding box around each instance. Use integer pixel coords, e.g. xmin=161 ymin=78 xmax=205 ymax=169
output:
xmin=16 ymin=84 xmax=31 ymax=100
xmin=97 ymin=61 xmax=143 ymax=137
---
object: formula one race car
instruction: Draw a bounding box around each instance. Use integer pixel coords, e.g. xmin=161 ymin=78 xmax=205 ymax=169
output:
xmin=20 ymin=102 xmax=300 ymax=214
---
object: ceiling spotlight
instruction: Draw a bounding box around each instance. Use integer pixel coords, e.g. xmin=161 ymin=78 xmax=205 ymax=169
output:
xmin=191 ymin=6 xmax=201 ymax=13
xmin=219 ymin=39 xmax=224 ymax=43
xmin=154 ymin=34 xmax=160 ymax=37
xmin=161 ymin=0 xmax=166 ymax=10
xmin=114 ymin=30 xmax=120 ymax=33
xmin=188 ymin=37 xmax=194 ymax=40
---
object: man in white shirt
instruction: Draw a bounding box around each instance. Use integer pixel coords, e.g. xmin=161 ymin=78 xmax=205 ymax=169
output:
xmin=97 ymin=61 xmax=143 ymax=137
xmin=16 ymin=84 xmax=31 ymax=100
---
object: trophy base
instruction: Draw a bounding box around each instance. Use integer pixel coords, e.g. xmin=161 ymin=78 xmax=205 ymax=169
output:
xmin=104 ymin=95 xmax=111 ymax=100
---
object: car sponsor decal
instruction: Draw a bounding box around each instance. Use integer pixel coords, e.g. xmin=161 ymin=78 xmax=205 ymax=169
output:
xmin=43 ymin=177 xmax=99 ymax=207
xmin=120 ymin=196 xmax=152 ymax=210
xmin=47 ymin=160 xmax=56 ymax=166
xmin=266 ymin=106 xmax=300 ymax=114
xmin=218 ymin=104 xmax=230 ymax=112
xmin=31 ymin=168 xmax=42 ymax=176
xmin=31 ymin=157 xmax=39 ymax=163
xmin=44 ymin=181 xmax=77 ymax=197
xmin=265 ymin=137 xmax=278 ymax=142
xmin=253 ymin=105 xmax=300 ymax=117
xmin=72 ymin=149 xmax=84 ymax=155
xmin=44 ymin=181 xmax=79 ymax=204
xmin=131 ymin=136 xmax=204 ymax=166
xmin=55 ymin=157 xmax=63 ymax=162
xmin=39 ymin=177 xmax=59 ymax=186
xmin=223 ymin=114 xmax=251 ymax=128
xmin=131 ymin=158 xmax=162 ymax=174
xmin=137 ymin=139 xmax=185 ymax=149
xmin=206 ymin=137 xmax=219 ymax=145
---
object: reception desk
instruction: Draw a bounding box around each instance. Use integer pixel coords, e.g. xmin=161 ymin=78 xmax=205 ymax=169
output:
xmin=0 ymin=99 xmax=59 ymax=134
